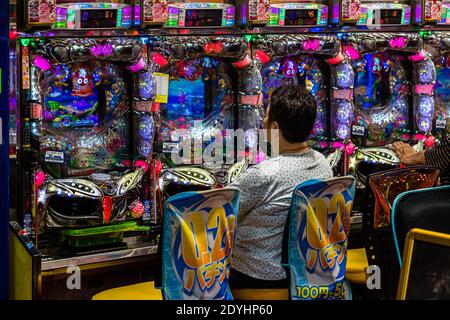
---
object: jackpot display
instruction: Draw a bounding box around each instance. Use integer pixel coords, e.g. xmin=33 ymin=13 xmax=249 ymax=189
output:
xmin=245 ymin=0 xmax=329 ymax=26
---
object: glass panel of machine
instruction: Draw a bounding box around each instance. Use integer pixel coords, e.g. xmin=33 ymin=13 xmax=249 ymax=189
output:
xmin=261 ymin=55 xmax=328 ymax=148
xmin=434 ymin=54 xmax=450 ymax=133
xmin=353 ymin=52 xmax=411 ymax=145
xmin=159 ymin=57 xmax=234 ymax=160
xmin=41 ymin=62 xmax=131 ymax=177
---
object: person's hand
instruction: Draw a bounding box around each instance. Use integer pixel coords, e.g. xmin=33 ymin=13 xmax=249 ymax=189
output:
xmin=391 ymin=142 xmax=417 ymax=161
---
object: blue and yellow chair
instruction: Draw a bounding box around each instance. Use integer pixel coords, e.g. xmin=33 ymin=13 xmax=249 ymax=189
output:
xmin=93 ymin=187 xmax=240 ymax=300
xmin=232 ymin=176 xmax=356 ymax=300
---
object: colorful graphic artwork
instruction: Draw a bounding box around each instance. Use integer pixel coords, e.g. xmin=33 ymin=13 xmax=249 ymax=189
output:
xmin=159 ymin=57 xmax=235 ymax=145
xmin=41 ymin=61 xmax=131 ymax=176
xmin=161 ymin=188 xmax=240 ymax=300
xmin=261 ymin=55 xmax=328 ymax=148
xmin=353 ymin=52 xmax=411 ymax=145
xmin=434 ymin=54 xmax=450 ymax=134
xmin=286 ymin=177 xmax=355 ymax=300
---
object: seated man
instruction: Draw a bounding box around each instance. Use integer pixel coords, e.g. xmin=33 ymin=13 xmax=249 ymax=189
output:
xmin=392 ymin=138 xmax=450 ymax=185
xmin=229 ymin=85 xmax=333 ymax=289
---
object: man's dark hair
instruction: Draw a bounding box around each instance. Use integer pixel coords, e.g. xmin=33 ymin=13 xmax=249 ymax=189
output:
xmin=268 ymin=85 xmax=317 ymax=143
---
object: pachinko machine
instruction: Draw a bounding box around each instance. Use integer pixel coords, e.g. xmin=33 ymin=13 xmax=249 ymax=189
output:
xmin=17 ymin=36 xmax=160 ymax=250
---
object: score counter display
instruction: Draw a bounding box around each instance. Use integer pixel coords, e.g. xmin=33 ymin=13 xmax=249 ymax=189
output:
xmin=166 ymin=3 xmax=235 ymax=28
xmin=268 ymin=3 xmax=328 ymax=27
xmin=55 ymin=3 xmax=133 ymax=29
xmin=357 ymin=3 xmax=411 ymax=26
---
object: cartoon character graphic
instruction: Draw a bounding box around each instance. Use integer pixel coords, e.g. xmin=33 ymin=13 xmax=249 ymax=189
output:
xmin=72 ymin=66 xmax=95 ymax=97
xmin=281 ymin=58 xmax=298 ymax=79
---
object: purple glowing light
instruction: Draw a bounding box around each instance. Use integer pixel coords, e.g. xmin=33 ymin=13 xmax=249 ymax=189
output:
xmin=90 ymin=44 xmax=114 ymax=57
xmin=343 ymin=45 xmax=360 ymax=60
xmin=129 ymin=58 xmax=146 ymax=73
xmin=34 ymin=55 xmax=52 ymax=71
xmin=303 ymin=39 xmax=321 ymax=51
xmin=409 ymin=50 xmax=426 ymax=62
xmin=389 ymin=37 xmax=407 ymax=49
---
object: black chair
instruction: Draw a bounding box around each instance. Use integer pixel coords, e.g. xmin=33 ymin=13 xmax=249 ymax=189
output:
xmin=392 ymin=185 xmax=450 ymax=268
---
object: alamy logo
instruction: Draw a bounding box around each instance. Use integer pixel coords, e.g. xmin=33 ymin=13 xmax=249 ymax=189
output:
xmin=366 ymin=265 xmax=381 ymax=290
xmin=66 ymin=265 xmax=81 ymax=290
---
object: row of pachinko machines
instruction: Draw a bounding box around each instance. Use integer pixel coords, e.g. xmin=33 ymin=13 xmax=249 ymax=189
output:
xmin=12 ymin=1 xmax=450 ymax=258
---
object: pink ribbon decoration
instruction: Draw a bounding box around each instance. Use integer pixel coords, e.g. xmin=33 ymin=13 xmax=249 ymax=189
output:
xmin=327 ymin=51 xmax=344 ymax=65
xmin=409 ymin=50 xmax=426 ymax=62
xmin=150 ymin=52 xmax=168 ymax=68
xmin=204 ymin=42 xmax=224 ymax=54
xmin=343 ymin=45 xmax=361 ymax=60
xmin=254 ymin=49 xmax=271 ymax=64
xmin=303 ymin=39 xmax=321 ymax=51
xmin=33 ymin=55 xmax=52 ymax=71
xmin=425 ymin=135 xmax=436 ymax=148
xmin=34 ymin=170 xmax=46 ymax=188
xmin=128 ymin=58 xmax=146 ymax=73
xmin=90 ymin=43 xmax=114 ymax=57
xmin=134 ymin=160 xmax=149 ymax=173
xmin=389 ymin=37 xmax=407 ymax=49
xmin=415 ymin=84 xmax=434 ymax=95
xmin=233 ymin=54 xmax=252 ymax=69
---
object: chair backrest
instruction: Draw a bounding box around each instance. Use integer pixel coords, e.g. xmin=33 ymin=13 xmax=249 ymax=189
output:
xmin=397 ymin=228 xmax=450 ymax=300
xmin=367 ymin=166 xmax=440 ymax=229
xmin=161 ymin=187 xmax=240 ymax=300
xmin=285 ymin=176 xmax=356 ymax=300
xmin=363 ymin=166 xmax=440 ymax=299
xmin=392 ymin=185 xmax=450 ymax=267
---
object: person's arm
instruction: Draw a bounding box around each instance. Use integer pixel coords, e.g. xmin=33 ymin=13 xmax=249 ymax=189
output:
xmin=401 ymin=150 xmax=426 ymax=166
xmin=392 ymin=141 xmax=426 ymax=166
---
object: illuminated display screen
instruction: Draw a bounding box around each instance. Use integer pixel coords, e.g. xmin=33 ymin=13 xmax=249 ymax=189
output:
xmin=285 ymin=9 xmax=318 ymax=26
xmin=80 ymin=9 xmax=118 ymax=28
xmin=354 ymin=53 xmax=389 ymax=109
xmin=185 ymin=9 xmax=222 ymax=27
xmin=379 ymin=9 xmax=402 ymax=25
xmin=166 ymin=78 xmax=206 ymax=123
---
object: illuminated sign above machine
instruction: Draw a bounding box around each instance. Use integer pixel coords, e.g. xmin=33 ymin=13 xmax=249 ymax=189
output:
xmin=268 ymin=3 xmax=328 ymax=26
xmin=331 ymin=0 xmax=412 ymax=26
xmin=55 ymin=3 xmax=133 ymax=29
xmin=165 ymin=2 xmax=235 ymax=27
xmin=357 ymin=3 xmax=411 ymax=26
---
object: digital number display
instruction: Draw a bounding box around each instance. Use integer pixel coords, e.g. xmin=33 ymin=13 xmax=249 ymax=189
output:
xmin=185 ymin=9 xmax=222 ymax=27
xmin=80 ymin=9 xmax=117 ymax=29
xmin=285 ymin=9 xmax=318 ymax=26
xmin=379 ymin=9 xmax=402 ymax=25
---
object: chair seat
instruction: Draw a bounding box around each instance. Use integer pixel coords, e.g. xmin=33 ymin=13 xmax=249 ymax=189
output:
xmin=231 ymin=288 xmax=289 ymax=300
xmin=92 ymin=281 xmax=163 ymax=300
xmin=346 ymin=248 xmax=369 ymax=284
